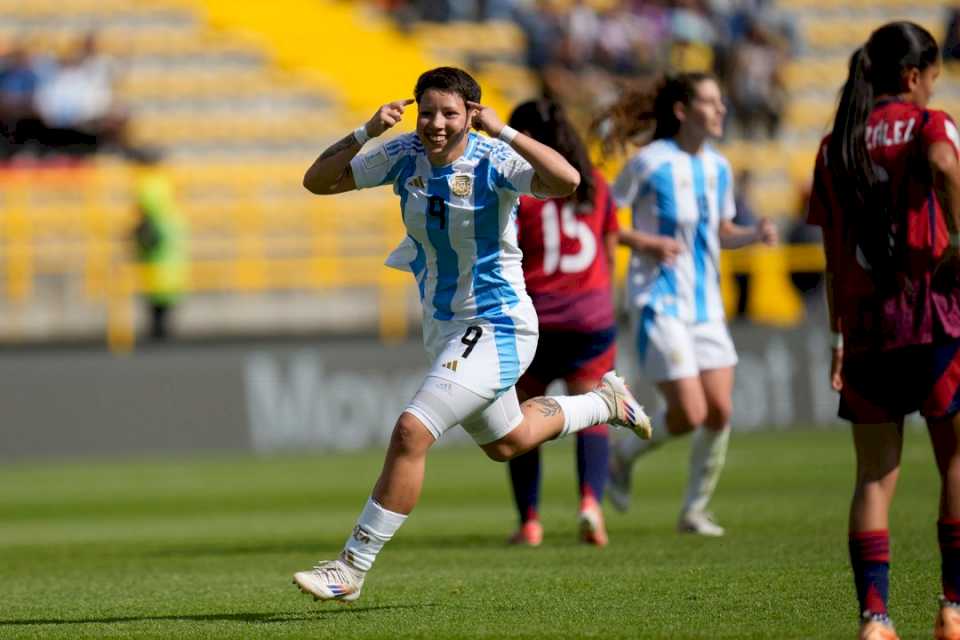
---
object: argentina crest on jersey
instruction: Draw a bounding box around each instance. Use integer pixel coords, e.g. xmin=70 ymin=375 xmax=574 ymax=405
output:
xmin=450 ymin=174 xmax=472 ymax=198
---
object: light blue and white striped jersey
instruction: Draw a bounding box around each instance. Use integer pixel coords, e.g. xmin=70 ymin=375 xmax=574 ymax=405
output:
xmin=351 ymin=131 xmax=537 ymax=326
xmin=612 ymin=138 xmax=735 ymax=324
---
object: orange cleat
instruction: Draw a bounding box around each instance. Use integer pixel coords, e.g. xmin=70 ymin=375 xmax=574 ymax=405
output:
xmin=578 ymin=496 xmax=609 ymax=547
xmin=935 ymin=600 xmax=960 ymax=640
xmin=508 ymin=520 xmax=543 ymax=547
xmin=859 ymin=613 xmax=899 ymax=640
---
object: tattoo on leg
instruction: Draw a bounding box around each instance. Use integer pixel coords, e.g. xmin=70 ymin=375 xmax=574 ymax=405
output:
xmin=531 ymin=397 xmax=562 ymax=418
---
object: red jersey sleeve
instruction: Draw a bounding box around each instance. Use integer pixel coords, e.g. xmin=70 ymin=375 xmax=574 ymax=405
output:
xmin=806 ymin=139 xmax=832 ymax=228
xmin=921 ymin=109 xmax=960 ymax=159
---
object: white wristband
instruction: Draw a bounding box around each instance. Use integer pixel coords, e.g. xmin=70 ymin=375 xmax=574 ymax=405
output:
xmin=498 ymin=125 xmax=518 ymax=144
xmin=830 ymin=331 xmax=843 ymax=350
xmin=353 ymin=125 xmax=370 ymax=145
xmin=950 ymin=231 xmax=960 ymax=248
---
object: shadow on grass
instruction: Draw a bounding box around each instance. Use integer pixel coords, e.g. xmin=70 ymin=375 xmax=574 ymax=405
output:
xmin=0 ymin=603 xmax=435 ymax=626
xmin=148 ymin=533 xmax=507 ymax=558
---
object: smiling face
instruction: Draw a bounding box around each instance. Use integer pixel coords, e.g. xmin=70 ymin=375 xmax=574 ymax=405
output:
xmin=676 ymin=78 xmax=727 ymax=141
xmin=416 ymin=89 xmax=474 ymax=166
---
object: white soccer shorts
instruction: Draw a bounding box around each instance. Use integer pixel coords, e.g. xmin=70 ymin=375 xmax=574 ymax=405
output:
xmin=632 ymin=310 xmax=738 ymax=382
xmin=405 ymin=311 xmax=538 ymax=445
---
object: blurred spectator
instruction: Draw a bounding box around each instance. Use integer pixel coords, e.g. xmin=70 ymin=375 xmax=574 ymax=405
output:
xmin=0 ymin=44 xmax=54 ymax=158
xmin=727 ymin=21 xmax=786 ymax=139
xmin=560 ymin=0 xmax=601 ymax=70
xmin=788 ymin=180 xmax=823 ymax=305
xmin=515 ymin=0 xmax=565 ymax=71
xmin=131 ymin=152 xmax=188 ymax=342
xmin=731 ymin=169 xmax=758 ymax=319
xmin=945 ymin=6 xmax=960 ymax=66
xmin=32 ymin=33 xmax=128 ymax=156
xmin=595 ymin=3 xmax=650 ymax=74
xmin=669 ymin=0 xmax=717 ymax=72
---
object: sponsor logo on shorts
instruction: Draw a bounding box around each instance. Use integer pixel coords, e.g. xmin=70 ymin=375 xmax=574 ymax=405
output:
xmin=441 ymin=360 xmax=459 ymax=372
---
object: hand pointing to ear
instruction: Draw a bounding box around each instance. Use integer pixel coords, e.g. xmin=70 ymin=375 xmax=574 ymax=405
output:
xmin=365 ymin=98 xmax=416 ymax=138
xmin=467 ymin=101 xmax=507 ymax=138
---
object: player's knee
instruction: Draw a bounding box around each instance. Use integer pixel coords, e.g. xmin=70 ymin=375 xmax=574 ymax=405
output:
xmin=482 ymin=432 xmax=525 ymax=462
xmin=669 ymin=404 xmax=706 ymax=433
xmin=704 ymin=402 xmax=732 ymax=429
xmin=483 ymin=444 xmax=514 ymax=462
xmin=390 ymin=413 xmax=432 ymax=456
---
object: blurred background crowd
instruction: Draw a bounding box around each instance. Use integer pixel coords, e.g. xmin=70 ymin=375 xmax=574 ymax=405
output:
xmin=0 ymin=0 xmax=953 ymax=349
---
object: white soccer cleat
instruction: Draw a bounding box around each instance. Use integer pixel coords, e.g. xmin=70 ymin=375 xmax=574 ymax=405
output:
xmin=293 ymin=557 xmax=365 ymax=603
xmin=607 ymin=442 xmax=633 ymax=513
xmin=596 ymin=371 xmax=652 ymax=439
xmin=677 ymin=510 xmax=725 ymax=537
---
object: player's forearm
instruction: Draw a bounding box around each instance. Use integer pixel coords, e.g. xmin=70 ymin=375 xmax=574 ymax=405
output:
xmin=303 ymin=133 xmax=362 ymax=195
xmin=824 ymin=271 xmax=840 ymax=334
xmin=930 ymin=143 xmax=960 ymax=236
xmin=507 ymin=133 xmax=580 ymax=197
xmin=618 ymin=229 xmax=659 ymax=253
xmin=718 ymin=221 xmax=759 ymax=249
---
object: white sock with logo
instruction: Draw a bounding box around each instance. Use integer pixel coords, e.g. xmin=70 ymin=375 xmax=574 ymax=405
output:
xmin=341 ymin=497 xmax=408 ymax=572
xmin=553 ymin=392 xmax=611 ymax=437
xmin=681 ymin=427 xmax=730 ymax=516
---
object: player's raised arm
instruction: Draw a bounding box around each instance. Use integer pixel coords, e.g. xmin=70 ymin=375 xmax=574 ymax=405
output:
xmin=467 ymin=101 xmax=580 ymax=198
xmin=303 ymin=99 xmax=414 ymax=195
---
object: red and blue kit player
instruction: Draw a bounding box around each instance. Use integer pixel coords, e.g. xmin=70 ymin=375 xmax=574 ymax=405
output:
xmin=807 ymin=22 xmax=960 ymax=640
xmin=504 ymin=99 xmax=620 ymax=547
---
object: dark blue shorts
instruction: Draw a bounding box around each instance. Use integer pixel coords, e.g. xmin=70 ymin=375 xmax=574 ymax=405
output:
xmin=519 ymin=327 xmax=616 ymax=390
xmin=839 ymin=338 xmax=960 ymax=423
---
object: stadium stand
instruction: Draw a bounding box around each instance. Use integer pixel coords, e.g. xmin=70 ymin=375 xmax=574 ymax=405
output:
xmin=0 ymin=0 xmax=953 ymax=347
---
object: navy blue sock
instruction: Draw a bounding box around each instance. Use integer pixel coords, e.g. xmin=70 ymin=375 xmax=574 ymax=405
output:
xmin=508 ymin=447 xmax=540 ymax=523
xmin=849 ymin=530 xmax=890 ymax=617
xmin=577 ymin=426 xmax=609 ymax=501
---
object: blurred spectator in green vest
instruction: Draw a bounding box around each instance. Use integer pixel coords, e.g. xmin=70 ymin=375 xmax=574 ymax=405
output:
xmin=131 ymin=151 xmax=188 ymax=341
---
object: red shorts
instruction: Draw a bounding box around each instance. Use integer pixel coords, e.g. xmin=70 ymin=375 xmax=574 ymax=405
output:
xmin=518 ymin=327 xmax=616 ymax=393
xmin=839 ymin=338 xmax=960 ymax=423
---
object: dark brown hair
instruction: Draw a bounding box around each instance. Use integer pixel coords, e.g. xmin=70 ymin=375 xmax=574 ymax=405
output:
xmin=593 ymin=72 xmax=715 ymax=157
xmin=508 ymin=98 xmax=594 ymax=207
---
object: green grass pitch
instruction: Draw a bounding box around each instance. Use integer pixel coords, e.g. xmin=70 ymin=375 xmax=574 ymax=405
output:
xmin=0 ymin=428 xmax=944 ymax=639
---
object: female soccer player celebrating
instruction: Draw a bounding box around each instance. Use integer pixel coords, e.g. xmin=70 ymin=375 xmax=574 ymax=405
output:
xmin=293 ymin=67 xmax=651 ymax=603
xmin=807 ymin=22 xmax=960 ymax=640
xmin=601 ymin=72 xmax=777 ymax=536
xmin=503 ymin=98 xmax=621 ymax=547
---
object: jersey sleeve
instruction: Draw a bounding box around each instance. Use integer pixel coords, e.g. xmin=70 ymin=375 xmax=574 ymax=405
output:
xmin=719 ymin=159 xmax=736 ymax=221
xmin=806 ymin=141 xmax=831 ymax=227
xmin=611 ymin=155 xmax=646 ymax=208
xmin=349 ymin=135 xmax=415 ymax=190
xmin=922 ymin=110 xmax=960 ymax=159
xmin=490 ymin=140 xmax=536 ymax=195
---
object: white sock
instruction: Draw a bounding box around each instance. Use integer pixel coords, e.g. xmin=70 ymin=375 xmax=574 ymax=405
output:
xmin=616 ymin=408 xmax=670 ymax=461
xmin=681 ymin=427 xmax=730 ymax=516
xmin=553 ymin=392 xmax=611 ymax=437
xmin=341 ymin=497 xmax=407 ymax=572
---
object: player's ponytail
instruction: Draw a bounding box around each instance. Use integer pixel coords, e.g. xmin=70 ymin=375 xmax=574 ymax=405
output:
xmin=827 ymin=22 xmax=939 ymax=280
xmin=508 ymin=98 xmax=596 ymax=208
xmin=593 ymin=72 xmax=713 ymax=158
